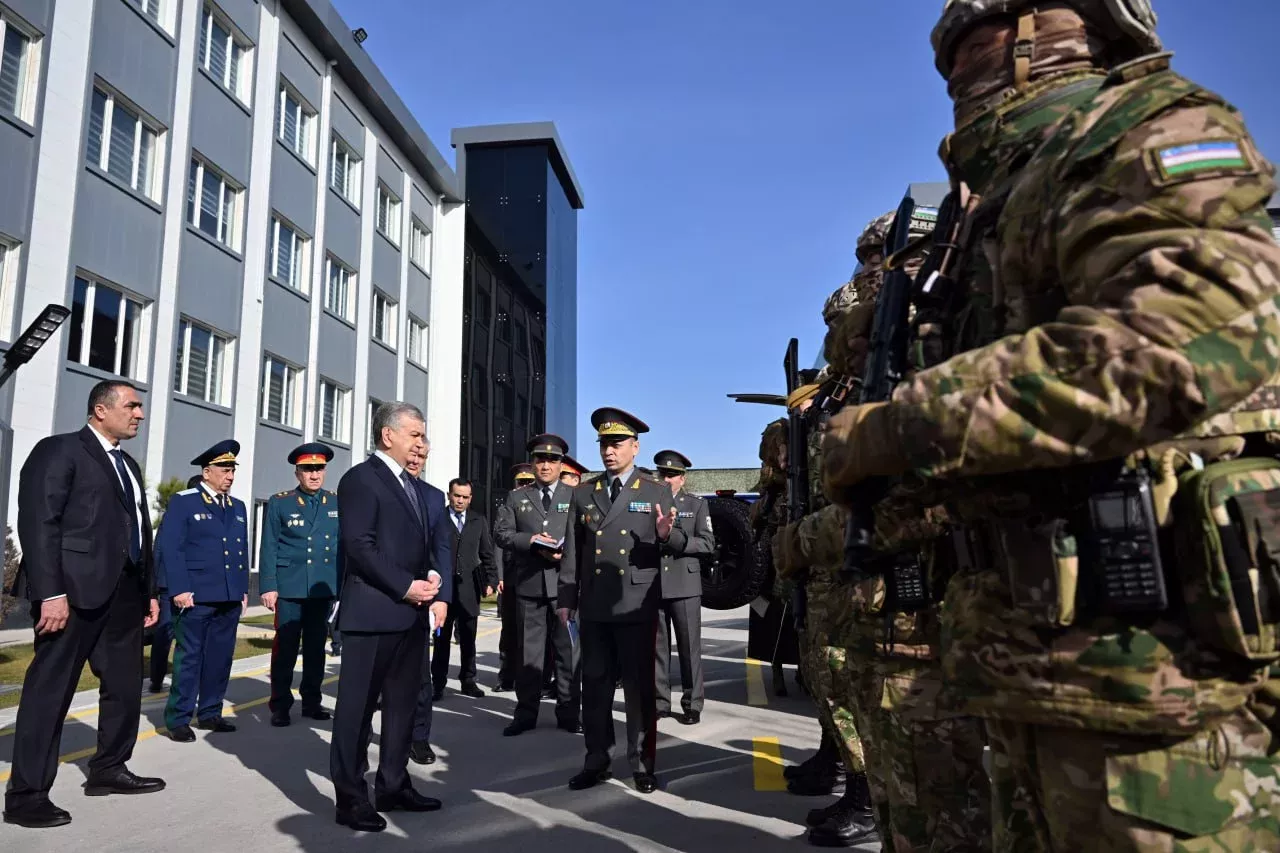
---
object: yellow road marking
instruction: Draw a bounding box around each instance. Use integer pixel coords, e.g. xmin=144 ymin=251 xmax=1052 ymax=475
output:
xmin=745 ymin=657 xmax=769 ymax=706
xmin=751 ymin=737 xmax=786 ymax=791
xmin=0 ymin=675 xmax=341 ymax=784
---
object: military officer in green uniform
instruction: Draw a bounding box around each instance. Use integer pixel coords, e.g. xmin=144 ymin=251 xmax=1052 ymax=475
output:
xmin=260 ymin=443 xmax=342 ymax=727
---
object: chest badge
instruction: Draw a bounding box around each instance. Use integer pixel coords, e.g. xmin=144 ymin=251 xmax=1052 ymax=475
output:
xmin=627 ymin=501 xmax=652 ymax=514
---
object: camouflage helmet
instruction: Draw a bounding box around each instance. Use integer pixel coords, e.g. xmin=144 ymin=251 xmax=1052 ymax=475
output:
xmin=856 ymin=211 xmax=895 ymax=264
xmin=931 ymin=0 xmax=1160 ymax=80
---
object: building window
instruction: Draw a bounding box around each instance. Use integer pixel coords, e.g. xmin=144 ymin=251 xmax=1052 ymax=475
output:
xmin=277 ymin=81 xmax=316 ymax=164
xmin=187 ymin=156 xmax=242 ymax=249
xmin=260 ymin=354 xmax=302 ymax=428
xmin=323 ymin=255 xmax=354 ymax=321
xmin=66 ymin=275 xmax=145 ymax=379
xmin=407 ymin=316 xmax=427 ymax=367
xmin=198 ymin=4 xmax=250 ymax=102
xmin=516 ymin=393 xmax=527 ymax=428
xmin=376 ymin=184 xmax=401 ymax=245
xmin=173 ymin=318 xmax=231 ymax=405
xmin=318 ymin=379 xmax=351 ymax=443
xmin=470 ymin=444 xmax=487 ymax=486
xmin=409 ymin=218 xmax=431 ymax=273
xmin=367 ymin=397 xmax=383 ymax=452
xmin=135 ymin=0 xmax=164 ymax=26
xmin=495 ymin=310 xmax=511 ymax=344
xmin=476 ymin=287 xmax=490 ymax=326
xmin=0 ymin=240 xmax=17 ymax=340
xmin=269 ymin=215 xmax=309 ymax=292
xmin=514 ymin=317 xmax=528 ymax=355
xmin=0 ymin=9 xmax=39 ymax=122
xmin=532 ymin=405 xmax=544 ymax=432
xmin=471 ymin=365 xmax=487 ymax=407
xmin=372 ymin=290 xmax=397 ymax=348
xmin=330 ymin=134 xmax=361 ymax=207
xmin=87 ymin=86 xmax=161 ymax=200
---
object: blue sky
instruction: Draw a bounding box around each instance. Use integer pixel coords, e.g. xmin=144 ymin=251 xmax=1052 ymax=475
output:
xmin=332 ymin=0 xmax=1280 ymax=469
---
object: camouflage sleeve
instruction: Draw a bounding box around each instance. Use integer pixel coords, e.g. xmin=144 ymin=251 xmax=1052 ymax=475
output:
xmin=892 ymin=102 xmax=1280 ymax=478
xmin=792 ymin=504 xmax=846 ymax=571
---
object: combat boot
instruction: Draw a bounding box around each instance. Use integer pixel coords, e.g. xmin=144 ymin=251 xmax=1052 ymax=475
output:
xmin=784 ymin=730 xmax=837 ymax=781
xmin=807 ymin=773 xmax=877 ymax=847
xmin=785 ymin=749 xmax=843 ymax=796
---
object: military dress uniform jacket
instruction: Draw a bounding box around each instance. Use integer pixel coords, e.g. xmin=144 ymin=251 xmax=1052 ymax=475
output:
xmin=258 ymin=487 xmax=342 ymax=600
xmin=560 ymin=472 xmax=685 ymax=623
xmin=660 ymin=491 xmax=715 ymax=600
xmin=494 ymin=481 xmax=573 ymax=600
xmin=156 ymin=487 xmax=250 ymax=603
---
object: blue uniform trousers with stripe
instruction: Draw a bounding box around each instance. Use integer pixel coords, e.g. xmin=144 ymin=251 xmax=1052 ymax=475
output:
xmin=165 ymin=602 xmax=240 ymax=727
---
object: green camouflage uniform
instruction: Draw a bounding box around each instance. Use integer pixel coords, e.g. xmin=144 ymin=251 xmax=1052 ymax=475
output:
xmin=832 ymin=44 xmax=1280 ymax=852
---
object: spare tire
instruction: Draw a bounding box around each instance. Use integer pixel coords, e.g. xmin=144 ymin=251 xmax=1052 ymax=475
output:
xmin=700 ymin=496 xmax=771 ymax=610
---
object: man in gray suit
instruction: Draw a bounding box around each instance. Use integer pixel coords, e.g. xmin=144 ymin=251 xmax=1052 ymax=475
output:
xmin=558 ymin=408 xmax=683 ymax=795
xmin=494 ymin=434 xmax=581 ymax=736
xmin=653 ymin=450 xmax=714 ymax=725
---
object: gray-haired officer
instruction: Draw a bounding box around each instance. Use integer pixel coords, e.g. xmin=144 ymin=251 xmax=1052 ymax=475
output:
xmin=559 ymin=408 xmax=683 ymax=795
xmin=653 ymin=450 xmax=714 ymax=725
xmin=260 ymin=442 xmax=341 ymax=727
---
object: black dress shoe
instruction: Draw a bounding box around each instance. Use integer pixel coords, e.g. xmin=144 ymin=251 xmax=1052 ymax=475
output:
xmin=503 ymin=720 xmax=535 ymax=737
xmin=633 ymin=773 xmax=658 ymax=794
xmin=557 ymin=720 xmax=584 ymax=734
xmin=568 ymin=768 xmax=612 ymax=790
xmin=83 ymin=768 xmax=166 ymax=797
xmin=493 ymin=682 xmax=514 ymax=693
xmin=166 ymin=725 xmax=196 ymax=743
xmin=271 ymin=711 xmax=291 ymax=727
xmin=147 ymin=682 xmax=165 ymax=694
xmin=301 ymin=707 xmax=331 ymax=721
xmin=678 ymin=710 xmax=701 ymax=726
xmin=375 ymin=788 xmax=442 ymax=813
xmin=409 ymin=741 xmax=436 ymax=765
xmin=541 ymin=686 xmax=556 ymax=699
xmin=3 ymin=800 xmax=72 ymax=828
xmin=194 ymin=718 xmax=236 ymax=733
xmin=656 ymin=708 xmax=672 ymax=719
xmin=335 ymin=802 xmax=386 ymax=832
xmin=432 ymin=686 xmax=445 ymax=701
xmin=460 ymin=682 xmax=485 ymax=698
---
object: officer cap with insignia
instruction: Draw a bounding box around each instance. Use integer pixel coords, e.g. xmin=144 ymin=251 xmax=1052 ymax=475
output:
xmin=192 ymin=439 xmax=240 ymax=468
xmin=526 ymin=433 xmax=569 ymax=459
xmin=511 ymin=462 xmax=536 ymax=485
xmin=560 ymin=454 xmax=585 ymax=476
xmin=289 ymin=442 xmax=334 ymax=468
xmin=654 ymin=450 xmax=692 ymax=475
xmin=591 ymin=407 xmax=649 ymax=443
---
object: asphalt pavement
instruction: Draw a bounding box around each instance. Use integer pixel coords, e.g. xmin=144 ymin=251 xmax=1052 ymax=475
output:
xmin=0 ymin=607 xmax=881 ymax=852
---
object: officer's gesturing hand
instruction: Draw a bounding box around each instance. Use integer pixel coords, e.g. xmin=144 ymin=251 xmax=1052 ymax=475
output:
xmin=261 ymin=591 xmax=278 ymax=612
xmin=655 ymin=506 xmax=676 ymax=541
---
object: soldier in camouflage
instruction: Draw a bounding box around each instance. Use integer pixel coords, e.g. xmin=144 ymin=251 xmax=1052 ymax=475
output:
xmin=824 ymin=2 xmax=1280 ymax=849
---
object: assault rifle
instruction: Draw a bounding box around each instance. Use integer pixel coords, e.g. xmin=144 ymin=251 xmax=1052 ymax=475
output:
xmin=842 ymin=194 xmax=918 ymax=582
xmin=783 ymin=338 xmax=810 ymax=628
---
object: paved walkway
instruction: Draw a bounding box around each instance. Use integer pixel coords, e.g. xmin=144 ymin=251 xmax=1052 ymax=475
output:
xmin=0 ymin=607 xmax=874 ymax=852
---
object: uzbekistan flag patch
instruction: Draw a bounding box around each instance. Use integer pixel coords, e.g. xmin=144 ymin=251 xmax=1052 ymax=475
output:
xmin=1154 ymin=139 xmax=1249 ymax=179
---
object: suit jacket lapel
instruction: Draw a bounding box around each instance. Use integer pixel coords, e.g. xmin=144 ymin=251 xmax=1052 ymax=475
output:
xmin=371 ymin=458 xmax=424 ymax=530
xmin=79 ymin=426 xmax=131 ymax=512
xmin=590 ymin=477 xmax=610 ymax=521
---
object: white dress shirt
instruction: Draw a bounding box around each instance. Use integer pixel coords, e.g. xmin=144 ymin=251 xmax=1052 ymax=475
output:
xmin=371 ymin=450 xmax=440 ymax=594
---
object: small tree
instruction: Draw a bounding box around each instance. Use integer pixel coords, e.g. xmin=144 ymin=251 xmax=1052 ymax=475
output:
xmin=2 ymin=525 xmax=20 ymax=625
xmin=152 ymin=476 xmax=188 ymax=526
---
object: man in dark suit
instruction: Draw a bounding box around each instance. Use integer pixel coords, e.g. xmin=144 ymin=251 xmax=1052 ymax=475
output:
xmin=653 ymin=450 xmax=715 ymax=725
xmin=430 ymin=478 xmax=495 ymax=701
xmin=494 ymin=463 xmax=535 ymax=692
xmin=405 ymin=448 xmax=453 ymax=766
xmin=559 ymin=408 xmax=683 ymax=795
xmin=4 ymin=380 xmax=164 ymax=829
xmin=157 ymin=440 xmax=250 ymax=741
xmin=495 ymin=434 xmax=582 ymax=736
xmin=330 ymin=402 xmax=451 ymax=833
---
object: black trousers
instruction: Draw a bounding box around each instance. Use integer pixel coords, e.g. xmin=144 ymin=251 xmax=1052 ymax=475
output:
xmin=513 ymin=596 xmax=580 ymax=726
xmin=329 ymin=622 xmax=426 ymax=807
xmin=5 ymin=572 xmax=146 ymax=809
xmin=496 ymin=590 xmax=519 ymax=687
xmin=655 ymin=596 xmax=705 ymax=715
xmin=581 ymin=616 xmax=658 ymax=776
xmin=430 ymin=603 xmax=479 ymax=689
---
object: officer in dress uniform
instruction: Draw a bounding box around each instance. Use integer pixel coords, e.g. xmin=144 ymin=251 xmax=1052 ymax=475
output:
xmin=653 ymin=450 xmax=714 ymax=725
xmin=261 ymin=443 xmax=341 ymax=727
xmin=494 ymin=463 xmax=536 ymax=692
xmin=559 ymin=408 xmax=683 ymax=795
xmin=494 ymin=434 xmax=582 ymax=736
xmin=157 ymin=440 xmax=250 ymax=742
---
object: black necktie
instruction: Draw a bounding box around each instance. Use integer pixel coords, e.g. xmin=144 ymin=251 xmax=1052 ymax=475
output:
xmin=542 ymin=486 xmax=552 ymax=512
xmin=609 ymin=477 xmax=622 ymax=504
xmin=401 ymin=470 xmax=423 ymax=524
xmin=111 ymin=449 xmax=141 ymax=564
